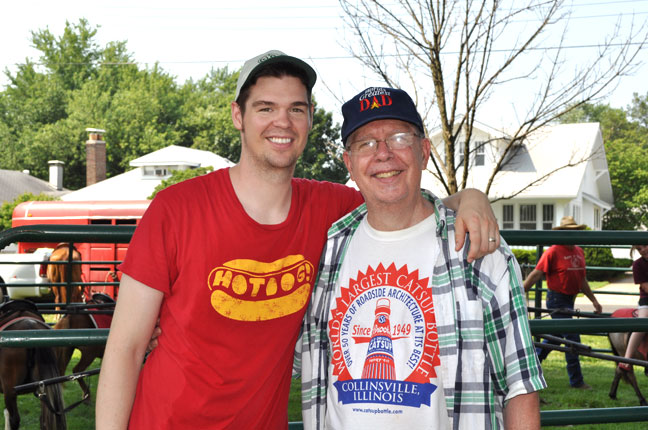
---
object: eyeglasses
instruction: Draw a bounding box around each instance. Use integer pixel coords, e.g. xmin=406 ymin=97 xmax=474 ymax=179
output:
xmin=346 ymin=132 xmax=421 ymax=155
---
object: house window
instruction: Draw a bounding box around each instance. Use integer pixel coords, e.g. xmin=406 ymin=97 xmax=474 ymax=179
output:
xmin=457 ymin=142 xmax=466 ymax=167
xmin=143 ymin=166 xmax=169 ymax=178
xmin=474 ymin=141 xmax=485 ymax=166
xmin=502 ymin=205 xmax=514 ymax=229
xmin=519 ymin=204 xmax=537 ymax=230
xmin=594 ymin=208 xmax=601 ymax=230
xmin=542 ymin=204 xmax=554 ymax=230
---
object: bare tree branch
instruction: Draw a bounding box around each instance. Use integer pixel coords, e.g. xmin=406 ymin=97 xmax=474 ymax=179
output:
xmin=339 ymin=0 xmax=648 ymax=196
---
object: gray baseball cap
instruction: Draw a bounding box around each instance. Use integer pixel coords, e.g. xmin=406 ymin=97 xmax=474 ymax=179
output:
xmin=234 ymin=50 xmax=317 ymax=101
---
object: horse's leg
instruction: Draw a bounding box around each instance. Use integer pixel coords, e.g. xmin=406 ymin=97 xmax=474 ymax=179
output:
xmin=51 ymin=286 xmax=61 ymax=314
xmin=2 ymin=389 xmax=19 ymax=430
xmin=73 ymin=347 xmax=102 ymax=403
xmin=625 ymin=366 xmax=648 ymax=406
xmin=609 ymin=368 xmax=622 ymax=400
xmin=1 ymin=350 xmax=27 ymax=430
xmin=59 ymin=286 xmax=67 ymax=312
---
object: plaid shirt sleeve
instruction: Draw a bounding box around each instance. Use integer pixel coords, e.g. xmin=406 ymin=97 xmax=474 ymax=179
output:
xmin=299 ymin=205 xmax=366 ymax=430
xmin=436 ymin=192 xmax=546 ymax=429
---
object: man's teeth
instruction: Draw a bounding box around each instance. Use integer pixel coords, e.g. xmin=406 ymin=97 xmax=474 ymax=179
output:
xmin=269 ymin=137 xmax=291 ymax=144
xmin=375 ymin=171 xmax=400 ymax=178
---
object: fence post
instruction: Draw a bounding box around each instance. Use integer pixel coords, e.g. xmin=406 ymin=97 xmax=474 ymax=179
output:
xmin=533 ymin=244 xmax=544 ymax=320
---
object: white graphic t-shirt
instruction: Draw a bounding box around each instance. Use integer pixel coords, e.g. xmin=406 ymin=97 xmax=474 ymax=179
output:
xmin=326 ymin=215 xmax=451 ymax=430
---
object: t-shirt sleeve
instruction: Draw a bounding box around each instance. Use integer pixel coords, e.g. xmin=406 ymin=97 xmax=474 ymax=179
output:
xmin=118 ymin=192 xmax=178 ymax=295
xmin=634 ymin=259 xmax=648 ymax=284
xmin=327 ymin=183 xmax=364 ymax=221
xmin=535 ymin=247 xmax=551 ymax=274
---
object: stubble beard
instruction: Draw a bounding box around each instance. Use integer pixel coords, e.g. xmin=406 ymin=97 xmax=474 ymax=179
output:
xmin=242 ymin=135 xmax=301 ymax=176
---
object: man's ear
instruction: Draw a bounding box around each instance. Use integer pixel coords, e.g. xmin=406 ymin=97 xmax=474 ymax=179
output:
xmin=420 ymin=137 xmax=431 ymax=170
xmin=343 ymin=150 xmax=354 ymax=182
xmin=231 ymin=101 xmax=243 ymax=131
xmin=309 ymin=104 xmax=315 ymax=129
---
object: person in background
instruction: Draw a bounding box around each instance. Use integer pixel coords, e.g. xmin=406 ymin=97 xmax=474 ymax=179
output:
xmin=618 ymin=244 xmax=648 ymax=371
xmin=96 ymin=51 xmax=499 ymax=429
xmin=523 ymin=215 xmax=602 ymax=390
xmin=300 ymin=86 xmax=545 ymax=429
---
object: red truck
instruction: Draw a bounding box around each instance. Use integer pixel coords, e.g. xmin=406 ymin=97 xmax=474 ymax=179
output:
xmin=11 ymin=200 xmax=150 ymax=299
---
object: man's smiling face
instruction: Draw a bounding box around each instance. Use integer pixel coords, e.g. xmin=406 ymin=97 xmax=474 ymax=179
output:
xmin=343 ymin=119 xmax=430 ymax=210
xmin=232 ymin=75 xmax=312 ymax=172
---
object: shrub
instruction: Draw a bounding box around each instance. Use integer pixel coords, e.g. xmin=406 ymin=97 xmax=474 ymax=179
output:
xmin=583 ymin=246 xmax=618 ymax=281
xmin=512 ymin=248 xmax=538 ymax=278
xmin=0 ymin=192 xmax=59 ymax=231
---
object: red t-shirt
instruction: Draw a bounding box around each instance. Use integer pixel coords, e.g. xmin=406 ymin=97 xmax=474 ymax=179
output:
xmin=535 ymin=245 xmax=586 ymax=296
xmin=633 ymin=257 xmax=648 ymax=299
xmin=119 ymin=168 xmax=363 ymax=429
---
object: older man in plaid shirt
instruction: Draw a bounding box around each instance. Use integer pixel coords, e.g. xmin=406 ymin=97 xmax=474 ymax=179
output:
xmin=297 ymin=87 xmax=545 ymax=430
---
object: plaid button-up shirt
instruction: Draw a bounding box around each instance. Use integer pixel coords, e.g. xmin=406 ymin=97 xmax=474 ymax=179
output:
xmin=296 ymin=190 xmax=545 ymax=429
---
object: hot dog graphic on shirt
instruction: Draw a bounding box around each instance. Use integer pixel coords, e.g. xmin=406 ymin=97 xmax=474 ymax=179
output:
xmin=207 ymin=255 xmax=313 ymax=321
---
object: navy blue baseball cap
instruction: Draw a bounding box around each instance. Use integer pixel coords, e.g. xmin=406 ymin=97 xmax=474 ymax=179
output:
xmin=341 ymin=87 xmax=424 ymax=145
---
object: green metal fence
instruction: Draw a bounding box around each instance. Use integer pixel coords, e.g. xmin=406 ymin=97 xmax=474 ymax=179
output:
xmin=2 ymin=224 xmax=648 ymax=426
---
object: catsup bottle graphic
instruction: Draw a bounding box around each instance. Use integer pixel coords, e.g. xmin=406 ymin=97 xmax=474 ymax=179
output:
xmin=361 ymin=298 xmax=396 ymax=380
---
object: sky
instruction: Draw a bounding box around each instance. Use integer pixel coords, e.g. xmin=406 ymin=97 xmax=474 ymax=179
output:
xmin=2 ymin=0 xmax=648 ymax=129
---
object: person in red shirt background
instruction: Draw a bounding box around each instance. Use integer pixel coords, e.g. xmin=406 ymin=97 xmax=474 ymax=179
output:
xmin=523 ymin=216 xmax=602 ymax=390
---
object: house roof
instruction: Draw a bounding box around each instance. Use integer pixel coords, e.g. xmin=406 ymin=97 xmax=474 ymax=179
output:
xmin=129 ymin=145 xmax=219 ymax=167
xmin=421 ymin=122 xmax=613 ymax=205
xmin=0 ymin=169 xmax=67 ymax=204
xmin=62 ymin=145 xmax=234 ymax=201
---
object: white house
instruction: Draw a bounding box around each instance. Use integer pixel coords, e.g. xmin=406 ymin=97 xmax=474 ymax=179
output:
xmin=421 ymin=122 xmax=613 ymax=230
xmin=62 ymin=145 xmax=234 ymax=201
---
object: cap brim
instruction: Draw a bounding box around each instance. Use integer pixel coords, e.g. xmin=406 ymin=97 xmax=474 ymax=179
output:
xmin=343 ymin=113 xmax=424 ymax=143
xmin=236 ymin=55 xmax=317 ymax=100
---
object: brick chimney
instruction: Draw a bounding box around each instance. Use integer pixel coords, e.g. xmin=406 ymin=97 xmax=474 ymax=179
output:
xmin=85 ymin=128 xmax=106 ymax=186
xmin=48 ymin=160 xmax=64 ymax=190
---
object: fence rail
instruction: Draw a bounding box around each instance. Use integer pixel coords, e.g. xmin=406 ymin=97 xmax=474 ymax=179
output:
xmin=2 ymin=225 xmax=648 ymax=427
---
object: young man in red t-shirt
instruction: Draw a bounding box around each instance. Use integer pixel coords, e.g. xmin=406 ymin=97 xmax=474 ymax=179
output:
xmin=96 ymin=51 xmax=500 ymax=429
xmin=523 ymin=216 xmax=602 ymax=390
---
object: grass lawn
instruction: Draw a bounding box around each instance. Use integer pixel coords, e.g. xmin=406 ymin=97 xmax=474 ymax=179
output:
xmin=8 ymin=345 xmax=648 ymax=428
xmin=5 ymin=303 xmax=648 ymax=429
xmin=539 ymin=334 xmax=648 ymax=429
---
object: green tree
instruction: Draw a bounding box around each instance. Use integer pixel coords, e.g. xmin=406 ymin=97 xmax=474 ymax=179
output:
xmin=31 ymin=19 xmax=101 ymax=92
xmin=295 ymin=102 xmax=347 ymax=183
xmin=0 ymin=19 xmax=348 ymax=191
xmin=180 ymin=68 xmax=241 ymax=161
xmin=0 ymin=193 xmax=59 ymax=231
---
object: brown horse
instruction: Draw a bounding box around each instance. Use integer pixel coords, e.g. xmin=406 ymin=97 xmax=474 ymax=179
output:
xmin=0 ymin=300 xmax=66 ymax=429
xmin=46 ymin=244 xmax=84 ymax=311
xmin=608 ymin=308 xmax=648 ymax=406
xmin=53 ymin=294 xmax=114 ymax=403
